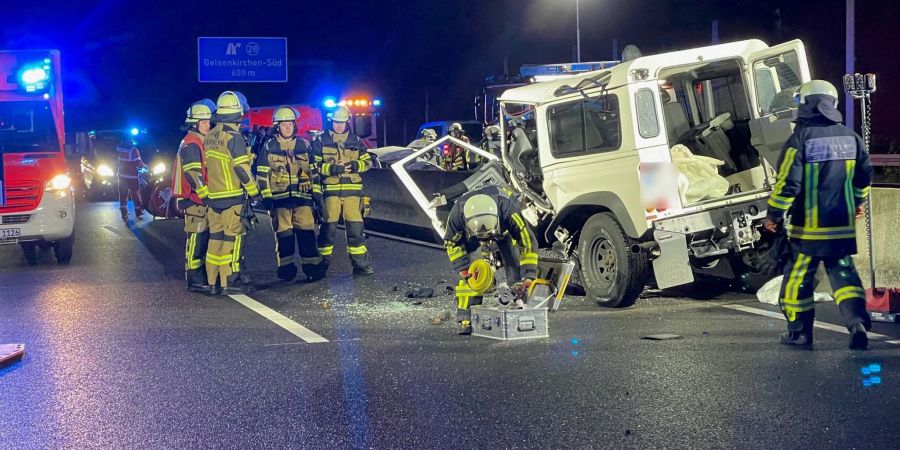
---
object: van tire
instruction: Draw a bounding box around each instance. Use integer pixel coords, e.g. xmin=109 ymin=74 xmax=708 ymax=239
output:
xmin=54 ymin=235 xmax=74 ymax=265
xmin=578 ymin=212 xmax=647 ymax=308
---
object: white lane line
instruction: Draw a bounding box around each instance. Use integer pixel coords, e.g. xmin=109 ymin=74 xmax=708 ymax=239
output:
xmin=721 ymin=304 xmax=899 ymax=345
xmin=228 ymin=294 xmax=329 ymax=343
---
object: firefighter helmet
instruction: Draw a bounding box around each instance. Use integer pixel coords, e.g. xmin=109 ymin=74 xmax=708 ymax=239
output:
xmin=185 ymin=99 xmax=216 ymax=123
xmin=273 ymin=106 xmax=298 ymax=123
xmin=449 ymin=122 xmax=463 ymax=133
xmin=421 ymin=128 xmax=437 ymax=140
xmin=216 ymin=90 xmax=249 ymax=115
xmin=796 ymin=80 xmax=839 ymax=106
xmin=463 ymin=194 xmax=499 ymax=239
xmin=331 ymin=106 xmax=351 ymax=123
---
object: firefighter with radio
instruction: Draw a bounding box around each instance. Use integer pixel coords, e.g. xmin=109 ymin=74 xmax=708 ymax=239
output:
xmin=312 ymin=105 xmax=375 ymax=275
xmin=203 ymin=91 xmax=262 ymax=294
xmin=257 ymin=106 xmax=326 ymax=283
xmin=762 ymin=80 xmax=874 ymax=350
xmin=443 ymin=185 xmax=539 ymax=335
xmin=171 ymin=99 xmax=216 ymax=293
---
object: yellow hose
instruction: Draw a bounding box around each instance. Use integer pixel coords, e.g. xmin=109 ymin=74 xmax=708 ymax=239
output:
xmin=467 ymin=259 xmax=495 ymax=294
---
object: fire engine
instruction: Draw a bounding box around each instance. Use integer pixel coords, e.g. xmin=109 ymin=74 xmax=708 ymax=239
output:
xmin=0 ymin=50 xmax=75 ymax=265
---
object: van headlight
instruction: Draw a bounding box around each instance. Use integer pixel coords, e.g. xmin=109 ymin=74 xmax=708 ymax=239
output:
xmin=152 ymin=162 xmax=166 ymax=175
xmin=97 ymin=164 xmax=114 ymax=177
xmin=46 ymin=174 xmax=72 ymax=191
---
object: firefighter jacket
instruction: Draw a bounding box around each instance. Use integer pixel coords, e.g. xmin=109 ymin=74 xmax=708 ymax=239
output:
xmin=172 ymin=130 xmax=208 ymax=208
xmin=312 ymin=130 xmax=372 ymax=197
xmin=442 ymin=135 xmax=471 ymax=171
xmin=257 ymin=136 xmax=321 ymax=205
xmin=443 ymin=185 xmax=539 ymax=279
xmin=203 ymin=122 xmax=260 ymax=209
xmin=116 ymin=146 xmax=143 ymax=179
xmin=767 ymin=100 xmax=873 ymax=257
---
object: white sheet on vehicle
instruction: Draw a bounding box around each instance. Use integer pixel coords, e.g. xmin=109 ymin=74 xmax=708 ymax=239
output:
xmin=670 ymin=144 xmax=730 ymax=204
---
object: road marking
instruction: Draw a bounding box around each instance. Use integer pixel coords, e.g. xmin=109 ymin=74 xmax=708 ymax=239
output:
xmin=721 ymin=304 xmax=899 ymax=345
xmin=228 ymin=294 xmax=329 ymax=343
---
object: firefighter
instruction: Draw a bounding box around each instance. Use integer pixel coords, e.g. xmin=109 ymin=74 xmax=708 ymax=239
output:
xmin=409 ymin=128 xmax=437 ymax=150
xmin=172 ymin=99 xmax=216 ymax=293
xmin=257 ymin=106 xmax=326 ymax=282
xmin=312 ymin=105 xmax=375 ymax=275
xmin=762 ymin=80 xmax=873 ymax=350
xmin=116 ymin=137 xmax=146 ymax=221
xmin=443 ymin=184 xmax=539 ymax=335
xmin=441 ymin=123 xmax=471 ymax=171
xmin=203 ymin=91 xmax=262 ymax=294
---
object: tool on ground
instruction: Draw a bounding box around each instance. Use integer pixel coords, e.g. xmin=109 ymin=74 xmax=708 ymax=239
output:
xmin=0 ymin=344 xmax=25 ymax=366
xmin=845 ymin=73 xmax=900 ymax=322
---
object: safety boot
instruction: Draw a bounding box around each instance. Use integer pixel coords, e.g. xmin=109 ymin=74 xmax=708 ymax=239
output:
xmin=458 ymin=320 xmax=473 ymax=335
xmin=221 ymin=274 xmax=253 ymax=295
xmin=277 ymin=263 xmax=298 ymax=282
xmin=353 ymin=265 xmax=375 ymax=276
xmin=848 ymin=323 xmax=869 ymax=350
xmin=780 ymin=310 xmax=814 ymax=349
xmin=120 ymin=208 xmax=129 ymax=222
xmin=186 ymin=269 xmax=212 ymax=293
xmin=302 ymin=263 xmax=327 ymax=283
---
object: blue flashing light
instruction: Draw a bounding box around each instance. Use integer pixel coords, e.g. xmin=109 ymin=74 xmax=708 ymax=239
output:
xmin=42 ymin=93 xmax=50 ymax=100
xmin=20 ymin=67 xmax=49 ymax=85
xmin=372 ymin=99 xmax=382 ymax=107
xmin=130 ymin=128 xmax=140 ymax=136
xmin=43 ymin=58 xmax=51 ymax=64
xmin=571 ymin=338 xmax=579 ymax=345
xmin=323 ymin=98 xmax=337 ymax=109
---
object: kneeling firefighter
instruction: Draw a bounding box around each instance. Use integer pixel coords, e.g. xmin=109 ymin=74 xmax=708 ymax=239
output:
xmin=257 ymin=106 xmax=326 ymax=282
xmin=203 ymin=91 xmax=262 ymax=294
xmin=763 ymin=80 xmax=874 ymax=350
xmin=312 ymin=105 xmax=375 ymax=275
xmin=443 ymin=185 xmax=539 ymax=335
xmin=173 ymin=99 xmax=216 ymax=293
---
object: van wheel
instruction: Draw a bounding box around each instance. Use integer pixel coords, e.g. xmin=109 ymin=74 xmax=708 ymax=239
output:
xmin=54 ymin=235 xmax=75 ymax=265
xmin=578 ymin=212 xmax=647 ymax=308
xmin=20 ymin=243 xmax=38 ymax=265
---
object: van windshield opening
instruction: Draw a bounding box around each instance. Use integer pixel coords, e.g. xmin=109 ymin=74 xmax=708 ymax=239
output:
xmin=0 ymin=101 xmax=59 ymax=153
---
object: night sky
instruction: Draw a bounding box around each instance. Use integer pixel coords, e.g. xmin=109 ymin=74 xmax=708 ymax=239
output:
xmin=2 ymin=0 xmax=898 ymax=150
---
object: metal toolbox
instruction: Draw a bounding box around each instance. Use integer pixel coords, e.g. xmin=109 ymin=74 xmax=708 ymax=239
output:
xmin=471 ymin=306 xmax=549 ymax=340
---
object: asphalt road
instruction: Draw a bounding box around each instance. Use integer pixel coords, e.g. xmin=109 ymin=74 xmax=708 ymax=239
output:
xmin=1 ymin=201 xmax=899 ymax=449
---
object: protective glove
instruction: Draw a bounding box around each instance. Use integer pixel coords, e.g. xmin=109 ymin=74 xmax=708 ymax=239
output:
xmin=328 ymin=163 xmax=346 ymax=176
xmin=512 ymin=278 xmax=534 ymax=299
xmin=459 ymin=269 xmax=472 ymax=280
xmin=262 ymin=198 xmax=274 ymax=211
xmin=344 ymin=161 xmax=360 ymax=174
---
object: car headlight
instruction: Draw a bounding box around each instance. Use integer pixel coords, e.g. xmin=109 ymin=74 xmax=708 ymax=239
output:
xmin=152 ymin=162 xmax=166 ymax=175
xmin=46 ymin=174 xmax=72 ymax=191
xmin=97 ymin=164 xmax=114 ymax=177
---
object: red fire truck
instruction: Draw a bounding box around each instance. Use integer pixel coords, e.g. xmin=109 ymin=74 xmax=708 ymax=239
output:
xmin=245 ymin=95 xmax=383 ymax=148
xmin=0 ymin=50 xmax=75 ymax=264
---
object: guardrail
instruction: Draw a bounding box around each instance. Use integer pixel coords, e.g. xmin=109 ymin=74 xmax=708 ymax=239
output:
xmin=870 ymin=154 xmax=900 ymax=167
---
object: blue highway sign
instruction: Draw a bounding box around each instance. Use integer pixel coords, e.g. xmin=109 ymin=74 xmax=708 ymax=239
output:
xmin=198 ymin=37 xmax=287 ymax=83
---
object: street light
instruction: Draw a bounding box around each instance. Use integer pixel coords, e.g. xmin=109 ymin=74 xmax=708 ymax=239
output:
xmin=576 ymin=0 xmax=582 ymax=62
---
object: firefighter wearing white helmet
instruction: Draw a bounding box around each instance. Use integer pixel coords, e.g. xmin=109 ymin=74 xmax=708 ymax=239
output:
xmin=172 ymin=99 xmax=216 ymax=293
xmin=409 ymin=128 xmax=437 ymax=150
xmin=763 ymin=79 xmax=873 ymax=349
xmin=202 ymin=91 xmax=261 ymax=294
xmin=443 ymin=185 xmax=539 ymax=335
xmin=442 ymin=122 xmax=473 ymax=171
xmin=312 ymin=105 xmax=375 ymax=275
xmin=256 ymin=106 xmax=326 ymax=282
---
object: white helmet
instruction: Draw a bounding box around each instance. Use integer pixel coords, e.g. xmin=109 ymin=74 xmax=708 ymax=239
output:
xmin=795 ymin=80 xmax=839 ymax=107
xmin=463 ymin=194 xmax=499 ymax=239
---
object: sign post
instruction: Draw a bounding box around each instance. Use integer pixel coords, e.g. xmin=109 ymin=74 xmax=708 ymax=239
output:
xmin=198 ymin=37 xmax=288 ymax=83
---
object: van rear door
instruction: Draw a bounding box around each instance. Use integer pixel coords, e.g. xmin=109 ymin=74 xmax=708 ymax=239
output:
xmin=746 ymin=40 xmax=811 ymax=167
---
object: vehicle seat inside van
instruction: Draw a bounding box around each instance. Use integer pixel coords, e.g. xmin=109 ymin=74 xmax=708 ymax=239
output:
xmin=508 ymin=126 xmax=543 ymax=191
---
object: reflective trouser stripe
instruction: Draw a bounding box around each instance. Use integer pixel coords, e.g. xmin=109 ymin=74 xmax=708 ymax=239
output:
xmin=185 ymin=233 xmax=204 ymax=270
xmin=834 ymin=285 xmax=865 ymax=304
xmin=781 ymin=253 xmax=813 ymax=321
xmin=348 ymin=245 xmax=367 ymax=255
xmin=232 ymin=234 xmax=242 ymax=273
xmin=455 ymin=280 xmax=482 ymax=321
xmin=318 ymin=245 xmax=334 ymax=256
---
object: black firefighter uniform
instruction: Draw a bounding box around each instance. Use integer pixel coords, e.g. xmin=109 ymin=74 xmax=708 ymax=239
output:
xmin=443 ymin=185 xmax=539 ymax=323
xmin=202 ymin=122 xmax=260 ymax=287
xmin=257 ymin=135 xmax=324 ymax=280
xmin=313 ymin=130 xmax=374 ymax=272
xmin=767 ymin=102 xmax=873 ymax=336
xmin=172 ymin=130 xmax=210 ymax=287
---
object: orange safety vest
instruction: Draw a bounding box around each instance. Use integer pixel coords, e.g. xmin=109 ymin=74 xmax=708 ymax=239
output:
xmin=172 ymin=132 xmax=207 ymax=205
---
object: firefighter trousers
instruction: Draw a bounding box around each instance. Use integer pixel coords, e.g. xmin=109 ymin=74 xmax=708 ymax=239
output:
xmin=779 ymin=250 xmax=871 ymax=332
xmin=272 ymin=205 xmax=322 ymax=278
xmin=317 ymin=195 xmax=371 ymax=270
xmin=118 ymin=176 xmax=143 ymax=214
xmin=206 ymin=204 xmax=247 ymax=287
xmin=183 ymin=204 xmax=209 ymax=283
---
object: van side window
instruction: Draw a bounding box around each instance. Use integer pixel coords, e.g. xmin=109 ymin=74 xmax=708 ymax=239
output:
xmin=635 ymin=89 xmax=659 ymax=138
xmin=694 ymin=76 xmax=750 ymax=123
xmin=549 ymin=95 xmax=620 ymax=157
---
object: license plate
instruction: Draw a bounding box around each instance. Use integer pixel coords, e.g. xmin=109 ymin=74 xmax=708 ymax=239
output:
xmin=0 ymin=228 xmax=21 ymax=243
